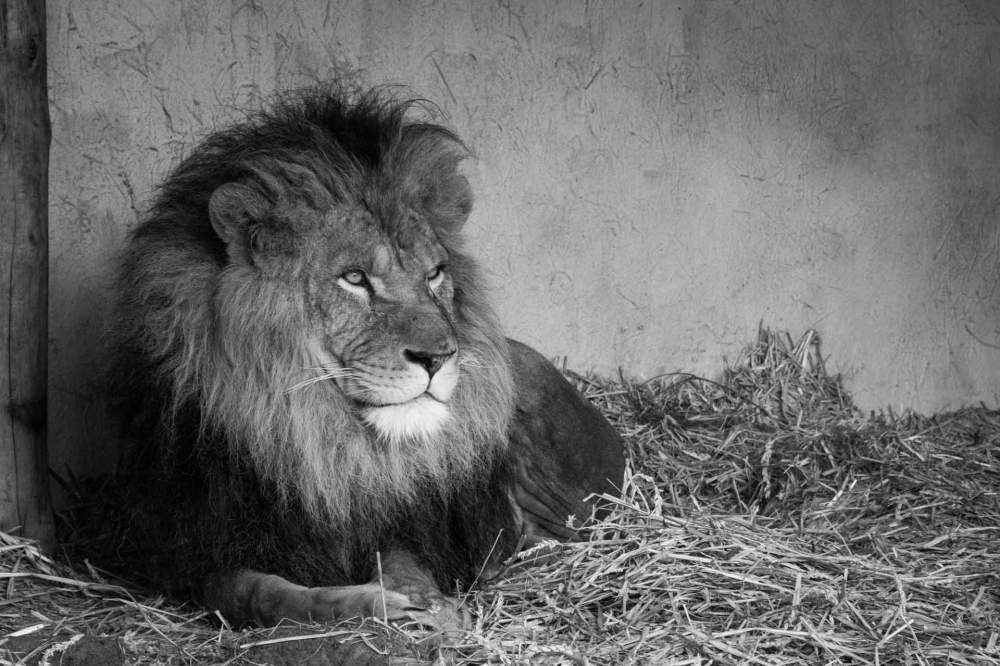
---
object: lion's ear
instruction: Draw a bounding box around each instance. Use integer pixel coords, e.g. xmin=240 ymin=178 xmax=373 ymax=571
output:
xmin=398 ymin=129 xmax=475 ymax=234
xmin=209 ymin=182 xmax=270 ymax=244
xmin=417 ymin=170 xmax=474 ymax=238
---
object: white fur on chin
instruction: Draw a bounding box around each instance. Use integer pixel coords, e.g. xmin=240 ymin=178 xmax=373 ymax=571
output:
xmin=361 ymin=395 xmax=451 ymax=445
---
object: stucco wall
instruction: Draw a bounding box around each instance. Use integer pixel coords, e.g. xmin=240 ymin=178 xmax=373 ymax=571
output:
xmin=48 ymin=1 xmax=1000 ymax=477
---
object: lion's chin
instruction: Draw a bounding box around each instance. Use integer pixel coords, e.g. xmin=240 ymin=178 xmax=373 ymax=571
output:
xmin=360 ymin=395 xmax=451 ymax=446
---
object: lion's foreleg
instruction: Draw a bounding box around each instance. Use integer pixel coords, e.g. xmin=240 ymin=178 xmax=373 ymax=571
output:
xmin=204 ymin=555 xmax=463 ymax=631
xmin=203 ymin=569 xmax=409 ymax=627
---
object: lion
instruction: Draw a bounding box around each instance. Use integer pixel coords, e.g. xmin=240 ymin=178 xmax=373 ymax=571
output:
xmin=110 ymin=85 xmax=624 ymax=635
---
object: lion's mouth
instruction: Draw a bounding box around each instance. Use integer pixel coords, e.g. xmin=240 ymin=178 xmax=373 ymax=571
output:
xmin=345 ymin=357 xmax=460 ymax=407
xmin=351 ymin=391 xmax=444 ymax=409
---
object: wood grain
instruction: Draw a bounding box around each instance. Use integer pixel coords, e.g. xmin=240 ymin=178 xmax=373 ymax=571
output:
xmin=0 ymin=0 xmax=54 ymax=553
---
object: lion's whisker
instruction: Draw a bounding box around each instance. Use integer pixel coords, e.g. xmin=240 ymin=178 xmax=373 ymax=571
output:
xmin=458 ymin=357 xmax=499 ymax=369
xmin=286 ymin=367 xmax=356 ymax=393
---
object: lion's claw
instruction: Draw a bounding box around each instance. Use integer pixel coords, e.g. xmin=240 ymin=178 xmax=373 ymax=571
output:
xmin=396 ymin=595 xmax=467 ymax=635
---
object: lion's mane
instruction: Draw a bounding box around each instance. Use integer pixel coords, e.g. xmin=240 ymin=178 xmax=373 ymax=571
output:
xmin=112 ymin=86 xmax=519 ymax=589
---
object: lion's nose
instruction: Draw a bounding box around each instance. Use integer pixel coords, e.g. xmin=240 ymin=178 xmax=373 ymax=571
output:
xmin=404 ymin=348 xmax=455 ymax=378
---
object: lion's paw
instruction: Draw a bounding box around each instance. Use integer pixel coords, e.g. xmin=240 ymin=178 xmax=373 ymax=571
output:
xmin=395 ymin=593 xmax=467 ymax=637
xmin=304 ymin=583 xmax=466 ymax=635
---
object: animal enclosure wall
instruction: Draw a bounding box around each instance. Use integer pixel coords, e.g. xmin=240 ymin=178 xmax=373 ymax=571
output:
xmin=48 ymin=1 xmax=1000 ymax=478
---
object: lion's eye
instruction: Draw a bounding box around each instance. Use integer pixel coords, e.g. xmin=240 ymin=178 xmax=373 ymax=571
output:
xmin=341 ymin=269 xmax=369 ymax=288
xmin=427 ymin=265 xmax=447 ymax=290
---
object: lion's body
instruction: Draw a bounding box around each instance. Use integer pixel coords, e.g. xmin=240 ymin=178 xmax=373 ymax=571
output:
xmin=111 ymin=86 xmax=623 ymax=632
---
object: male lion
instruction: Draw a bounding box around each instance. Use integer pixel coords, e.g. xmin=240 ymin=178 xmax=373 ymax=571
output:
xmin=111 ymin=85 xmax=624 ymax=633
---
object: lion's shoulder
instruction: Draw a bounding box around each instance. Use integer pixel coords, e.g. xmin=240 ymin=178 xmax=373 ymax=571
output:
xmin=507 ymin=338 xmax=625 ymax=537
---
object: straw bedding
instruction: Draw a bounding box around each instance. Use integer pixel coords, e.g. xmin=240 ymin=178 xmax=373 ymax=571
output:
xmin=2 ymin=328 xmax=998 ymax=665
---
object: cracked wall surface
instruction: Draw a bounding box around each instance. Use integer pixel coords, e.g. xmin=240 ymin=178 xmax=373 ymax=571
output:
xmin=48 ymin=1 xmax=1000 ymax=476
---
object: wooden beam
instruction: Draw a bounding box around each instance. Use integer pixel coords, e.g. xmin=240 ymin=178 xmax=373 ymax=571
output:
xmin=0 ymin=0 xmax=54 ymax=553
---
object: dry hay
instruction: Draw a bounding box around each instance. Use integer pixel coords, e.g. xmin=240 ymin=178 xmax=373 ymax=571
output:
xmin=2 ymin=328 xmax=999 ymax=665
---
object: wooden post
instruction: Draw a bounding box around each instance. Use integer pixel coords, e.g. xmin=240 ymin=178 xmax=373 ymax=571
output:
xmin=0 ymin=0 xmax=55 ymax=553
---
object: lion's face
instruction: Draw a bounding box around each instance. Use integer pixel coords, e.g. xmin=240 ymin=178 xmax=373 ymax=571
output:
xmin=208 ymin=169 xmax=473 ymax=446
xmin=306 ymin=205 xmax=463 ymax=443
